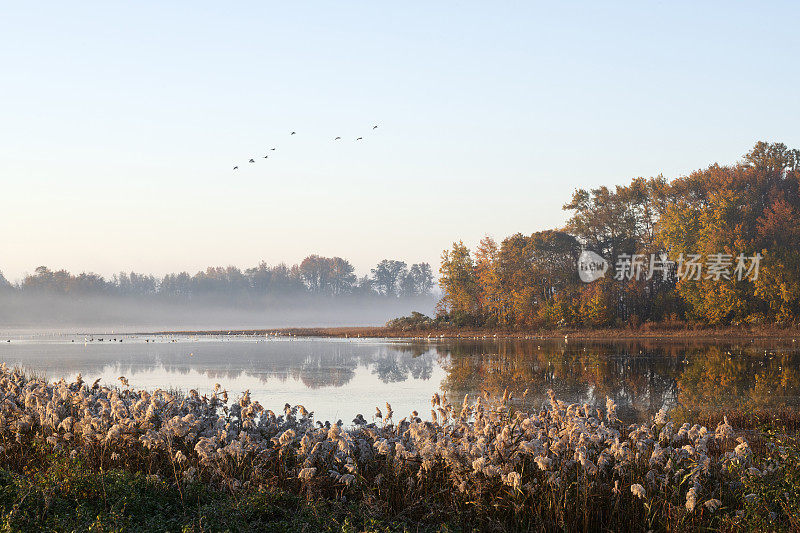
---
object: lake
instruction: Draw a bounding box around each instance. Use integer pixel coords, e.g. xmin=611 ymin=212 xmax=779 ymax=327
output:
xmin=1 ymin=333 xmax=799 ymax=423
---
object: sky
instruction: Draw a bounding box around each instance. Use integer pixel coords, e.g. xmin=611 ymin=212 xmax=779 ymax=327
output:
xmin=1 ymin=1 xmax=799 ymax=282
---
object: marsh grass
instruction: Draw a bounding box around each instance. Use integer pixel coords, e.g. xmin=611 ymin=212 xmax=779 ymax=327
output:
xmin=674 ymin=405 xmax=800 ymax=434
xmin=0 ymin=445 xmax=428 ymax=532
xmin=0 ymin=364 xmax=796 ymax=531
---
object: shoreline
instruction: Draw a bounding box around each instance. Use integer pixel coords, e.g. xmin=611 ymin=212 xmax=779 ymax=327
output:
xmin=143 ymin=325 xmax=800 ymax=342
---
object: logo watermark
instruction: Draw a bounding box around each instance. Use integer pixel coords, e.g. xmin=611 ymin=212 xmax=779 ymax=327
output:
xmin=577 ymin=252 xmax=762 ymax=283
xmin=577 ymin=251 xmax=609 ymax=283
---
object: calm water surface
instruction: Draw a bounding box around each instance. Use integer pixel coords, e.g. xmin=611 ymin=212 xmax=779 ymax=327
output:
xmin=0 ymin=333 xmax=798 ymax=423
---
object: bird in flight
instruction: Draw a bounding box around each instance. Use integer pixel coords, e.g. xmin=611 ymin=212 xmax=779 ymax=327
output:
xmin=356 ymin=137 xmax=363 ymax=141
xmin=373 ymin=125 xmax=379 ymax=129
xmin=290 ymin=131 xmax=296 ymax=135
xmin=249 ymin=159 xmax=255 ymax=163
xmin=233 ymin=166 xmax=239 ymax=170
xmin=334 ymin=136 xmax=341 ymax=140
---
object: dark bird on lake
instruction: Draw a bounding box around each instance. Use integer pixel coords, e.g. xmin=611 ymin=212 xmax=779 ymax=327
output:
xmin=290 ymin=131 xmax=296 ymax=135
xmin=334 ymin=136 xmax=341 ymax=140
xmin=263 ymin=155 xmax=268 ymax=158
xmin=271 ymin=148 xmax=276 ymax=151
xmin=356 ymin=137 xmax=363 ymax=141
xmin=249 ymin=159 xmax=255 ymax=163
xmin=373 ymin=125 xmax=378 ymax=129
xmin=233 ymin=166 xmax=238 ymax=170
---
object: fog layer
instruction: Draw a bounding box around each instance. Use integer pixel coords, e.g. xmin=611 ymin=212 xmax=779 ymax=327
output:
xmin=0 ymin=292 xmax=436 ymax=332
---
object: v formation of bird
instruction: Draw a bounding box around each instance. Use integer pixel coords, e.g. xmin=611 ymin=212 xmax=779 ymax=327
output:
xmin=233 ymin=125 xmax=379 ymax=170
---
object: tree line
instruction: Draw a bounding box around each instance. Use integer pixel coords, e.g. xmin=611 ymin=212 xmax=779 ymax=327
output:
xmin=0 ymin=256 xmax=434 ymax=301
xmin=438 ymin=142 xmax=800 ymax=328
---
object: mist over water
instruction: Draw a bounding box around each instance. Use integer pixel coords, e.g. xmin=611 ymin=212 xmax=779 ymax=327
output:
xmin=0 ymin=292 xmax=436 ymax=332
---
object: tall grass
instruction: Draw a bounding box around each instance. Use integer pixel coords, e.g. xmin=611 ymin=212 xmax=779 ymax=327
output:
xmin=0 ymin=364 xmax=796 ymax=531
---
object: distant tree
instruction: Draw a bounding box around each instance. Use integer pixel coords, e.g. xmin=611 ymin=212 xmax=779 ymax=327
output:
xmin=23 ymin=267 xmax=69 ymax=294
xmin=414 ymin=263 xmax=435 ymax=294
xmin=270 ymin=263 xmax=306 ymax=295
xmin=371 ymin=260 xmax=408 ymax=296
xmin=296 ymin=255 xmax=356 ymax=295
xmin=72 ymin=272 xmax=108 ymax=294
xmin=223 ymin=266 xmax=249 ymax=294
xmin=113 ymin=272 xmax=158 ymax=296
xmin=160 ymin=272 xmax=192 ymax=298
xmin=399 ymin=270 xmax=417 ymax=296
xmin=245 ymin=262 xmax=273 ymax=295
xmin=329 ymin=257 xmax=357 ymax=295
xmin=399 ymin=263 xmax=434 ymax=296
xmin=0 ymin=271 xmax=11 ymax=290
xmin=299 ymin=255 xmax=332 ymax=293
xmin=22 ymin=266 xmax=52 ymax=292
xmin=352 ymin=275 xmax=374 ymax=295
xmin=5 ymin=252 xmax=432 ymax=306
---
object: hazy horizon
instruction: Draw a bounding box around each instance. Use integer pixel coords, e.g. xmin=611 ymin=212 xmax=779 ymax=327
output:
xmin=0 ymin=255 xmax=438 ymax=329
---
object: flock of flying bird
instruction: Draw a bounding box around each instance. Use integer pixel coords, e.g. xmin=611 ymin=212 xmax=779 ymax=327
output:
xmin=233 ymin=124 xmax=379 ymax=170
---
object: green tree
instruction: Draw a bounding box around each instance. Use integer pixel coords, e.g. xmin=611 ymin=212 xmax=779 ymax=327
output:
xmin=438 ymin=242 xmax=479 ymax=323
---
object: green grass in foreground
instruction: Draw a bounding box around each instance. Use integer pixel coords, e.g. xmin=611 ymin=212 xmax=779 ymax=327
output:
xmin=2 ymin=434 xmax=800 ymax=532
xmin=0 ymin=450 xmax=450 ymax=533
xmin=3 ymin=434 xmax=800 ymax=532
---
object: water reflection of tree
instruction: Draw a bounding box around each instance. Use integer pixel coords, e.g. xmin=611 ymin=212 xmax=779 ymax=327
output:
xmin=439 ymin=340 xmax=800 ymax=422
xmin=676 ymin=347 xmax=800 ymax=416
xmin=370 ymin=347 xmax=434 ymax=383
xmin=3 ymin=340 xmax=437 ymax=390
xmin=297 ymin=351 xmax=357 ymax=389
xmin=7 ymin=339 xmax=800 ymax=420
xmin=440 ymin=341 xmax=675 ymax=421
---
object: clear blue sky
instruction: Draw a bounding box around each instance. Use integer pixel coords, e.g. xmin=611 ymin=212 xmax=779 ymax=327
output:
xmin=2 ymin=1 xmax=798 ymax=281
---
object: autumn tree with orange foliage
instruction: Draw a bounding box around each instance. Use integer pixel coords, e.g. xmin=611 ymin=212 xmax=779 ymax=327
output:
xmin=436 ymin=142 xmax=800 ymax=329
